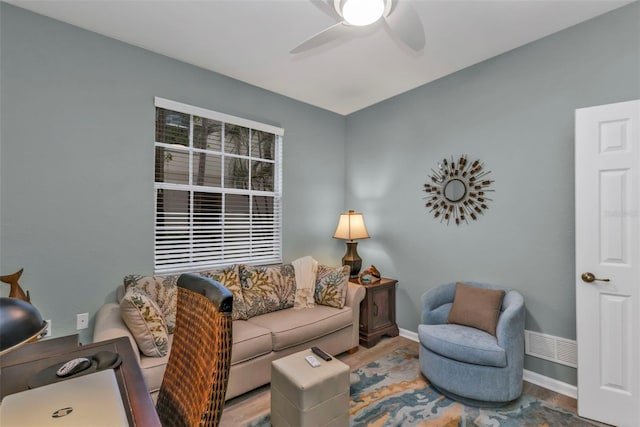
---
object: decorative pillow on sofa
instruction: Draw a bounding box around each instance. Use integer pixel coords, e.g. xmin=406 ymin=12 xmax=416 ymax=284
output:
xmin=314 ymin=265 xmax=350 ymax=309
xmin=200 ymin=265 xmax=249 ymax=321
xmin=120 ymin=287 xmax=169 ymax=357
xmin=447 ymin=282 xmax=506 ymax=336
xmin=124 ymin=274 xmax=178 ymax=333
xmin=239 ymin=264 xmax=296 ymax=318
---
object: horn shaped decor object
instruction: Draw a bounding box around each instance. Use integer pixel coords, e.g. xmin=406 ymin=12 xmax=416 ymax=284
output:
xmin=1 ymin=268 xmax=31 ymax=303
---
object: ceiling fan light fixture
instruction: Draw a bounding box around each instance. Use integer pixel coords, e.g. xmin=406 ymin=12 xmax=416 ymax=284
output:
xmin=342 ymin=0 xmax=385 ymax=26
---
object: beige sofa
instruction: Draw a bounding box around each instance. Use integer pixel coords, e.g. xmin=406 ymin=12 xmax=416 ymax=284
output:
xmin=93 ymin=264 xmax=365 ymax=401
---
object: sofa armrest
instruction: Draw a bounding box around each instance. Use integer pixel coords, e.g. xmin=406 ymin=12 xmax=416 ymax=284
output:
xmin=343 ymin=282 xmax=365 ymax=350
xmin=93 ymin=302 xmax=141 ymax=363
xmin=345 ymin=282 xmax=365 ymax=308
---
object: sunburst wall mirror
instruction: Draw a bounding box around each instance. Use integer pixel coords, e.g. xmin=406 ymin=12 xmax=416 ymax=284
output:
xmin=423 ymin=155 xmax=494 ymax=226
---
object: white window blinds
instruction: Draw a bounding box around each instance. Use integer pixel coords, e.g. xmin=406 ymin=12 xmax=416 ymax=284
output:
xmin=154 ymin=97 xmax=283 ymax=274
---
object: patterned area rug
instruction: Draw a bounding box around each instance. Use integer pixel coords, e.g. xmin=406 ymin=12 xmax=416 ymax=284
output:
xmin=244 ymin=346 xmax=598 ymax=427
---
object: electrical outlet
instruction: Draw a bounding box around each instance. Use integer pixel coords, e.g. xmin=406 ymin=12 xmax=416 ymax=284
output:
xmin=44 ymin=319 xmax=52 ymax=337
xmin=76 ymin=313 xmax=89 ymax=330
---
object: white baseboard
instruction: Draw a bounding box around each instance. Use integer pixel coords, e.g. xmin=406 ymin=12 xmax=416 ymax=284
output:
xmin=398 ymin=327 xmax=577 ymax=399
xmin=523 ymin=369 xmax=577 ymax=399
xmin=399 ymin=327 xmax=418 ymax=342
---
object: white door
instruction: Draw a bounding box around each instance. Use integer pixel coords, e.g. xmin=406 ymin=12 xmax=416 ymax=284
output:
xmin=575 ymin=99 xmax=640 ymax=427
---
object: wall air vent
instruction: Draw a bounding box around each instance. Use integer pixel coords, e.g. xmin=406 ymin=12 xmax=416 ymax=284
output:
xmin=525 ymin=330 xmax=577 ymax=368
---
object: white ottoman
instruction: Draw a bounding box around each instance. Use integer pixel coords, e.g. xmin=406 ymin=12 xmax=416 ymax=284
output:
xmin=271 ymin=349 xmax=350 ymax=427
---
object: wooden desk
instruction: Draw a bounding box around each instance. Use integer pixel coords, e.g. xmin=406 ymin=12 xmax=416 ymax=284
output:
xmin=0 ymin=336 xmax=160 ymax=427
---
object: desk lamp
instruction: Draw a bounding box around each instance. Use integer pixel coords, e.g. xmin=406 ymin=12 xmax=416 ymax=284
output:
xmin=0 ymin=297 xmax=47 ymax=356
xmin=333 ymin=209 xmax=370 ymax=278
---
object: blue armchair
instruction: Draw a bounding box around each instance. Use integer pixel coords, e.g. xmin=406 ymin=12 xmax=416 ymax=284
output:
xmin=418 ymin=282 xmax=525 ymax=407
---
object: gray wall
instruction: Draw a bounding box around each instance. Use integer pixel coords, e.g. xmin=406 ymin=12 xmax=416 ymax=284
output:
xmin=0 ymin=3 xmax=346 ymax=342
xmin=1 ymin=1 xmax=638 ymax=385
xmin=345 ymin=2 xmax=639 ymax=385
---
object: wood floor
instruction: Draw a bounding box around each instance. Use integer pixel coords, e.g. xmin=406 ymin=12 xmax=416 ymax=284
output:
xmin=220 ymin=336 xmax=596 ymax=426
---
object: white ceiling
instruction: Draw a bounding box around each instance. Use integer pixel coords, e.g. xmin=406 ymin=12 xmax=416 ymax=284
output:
xmin=6 ymin=0 xmax=634 ymax=115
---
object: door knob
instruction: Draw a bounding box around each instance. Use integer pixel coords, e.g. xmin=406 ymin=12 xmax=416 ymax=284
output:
xmin=581 ymin=272 xmax=610 ymax=283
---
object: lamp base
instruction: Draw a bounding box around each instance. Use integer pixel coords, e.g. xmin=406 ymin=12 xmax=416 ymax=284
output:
xmin=342 ymin=241 xmax=363 ymax=278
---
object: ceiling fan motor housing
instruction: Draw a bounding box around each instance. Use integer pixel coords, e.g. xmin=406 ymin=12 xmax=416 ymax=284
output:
xmin=334 ymin=0 xmax=392 ymax=24
xmin=291 ymin=0 xmax=423 ymax=54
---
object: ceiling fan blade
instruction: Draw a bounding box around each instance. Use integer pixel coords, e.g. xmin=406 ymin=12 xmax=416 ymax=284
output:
xmin=385 ymin=0 xmax=425 ymax=51
xmin=309 ymin=0 xmax=341 ymax=20
xmin=290 ymin=22 xmax=352 ymax=54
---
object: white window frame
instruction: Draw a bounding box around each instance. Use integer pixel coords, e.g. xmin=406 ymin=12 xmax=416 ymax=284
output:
xmin=154 ymin=97 xmax=284 ymax=274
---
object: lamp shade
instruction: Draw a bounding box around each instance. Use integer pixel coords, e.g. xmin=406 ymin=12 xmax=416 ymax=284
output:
xmin=0 ymin=297 xmax=47 ymax=356
xmin=333 ymin=210 xmax=370 ymax=241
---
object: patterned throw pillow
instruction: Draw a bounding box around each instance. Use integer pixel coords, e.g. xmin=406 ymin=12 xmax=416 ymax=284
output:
xmin=239 ymin=264 xmax=296 ymax=318
xmin=124 ymin=275 xmax=178 ymax=333
xmin=314 ymin=265 xmax=350 ymax=309
xmin=120 ymin=287 xmax=169 ymax=357
xmin=200 ymin=265 xmax=249 ymax=321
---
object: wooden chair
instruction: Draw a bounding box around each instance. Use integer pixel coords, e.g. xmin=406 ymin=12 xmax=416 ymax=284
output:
xmin=156 ymin=273 xmax=233 ymax=426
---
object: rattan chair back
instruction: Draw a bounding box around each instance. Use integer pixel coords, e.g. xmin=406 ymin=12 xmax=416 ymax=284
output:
xmin=156 ymin=274 xmax=233 ymax=427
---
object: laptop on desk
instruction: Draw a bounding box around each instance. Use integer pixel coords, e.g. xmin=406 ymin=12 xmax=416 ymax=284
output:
xmin=0 ymin=369 xmax=129 ymax=426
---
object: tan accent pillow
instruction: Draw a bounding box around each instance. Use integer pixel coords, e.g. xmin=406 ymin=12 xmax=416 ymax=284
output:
xmin=447 ymin=283 xmax=505 ymax=336
xmin=314 ymin=265 xmax=350 ymax=309
xmin=120 ymin=287 xmax=169 ymax=357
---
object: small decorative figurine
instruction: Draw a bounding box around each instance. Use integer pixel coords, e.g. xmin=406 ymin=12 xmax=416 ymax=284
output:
xmin=359 ymin=265 xmax=381 ymax=284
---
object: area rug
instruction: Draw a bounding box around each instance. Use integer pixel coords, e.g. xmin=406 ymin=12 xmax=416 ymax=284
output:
xmin=243 ymin=346 xmax=599 ymax=427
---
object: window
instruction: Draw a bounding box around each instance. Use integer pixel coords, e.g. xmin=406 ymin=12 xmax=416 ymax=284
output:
xmin=154 ymin=97 xmax=283 ymax=274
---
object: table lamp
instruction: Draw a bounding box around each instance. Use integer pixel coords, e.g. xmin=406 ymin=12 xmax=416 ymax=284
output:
xmin=0 ymin=297 xmax=47 ymax=356
xmin=333 ymin=210 xmax=370 ymax=278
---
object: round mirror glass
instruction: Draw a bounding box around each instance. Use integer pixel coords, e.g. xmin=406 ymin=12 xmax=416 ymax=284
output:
xmin=443 ymin=179 xmax=466 ymax=202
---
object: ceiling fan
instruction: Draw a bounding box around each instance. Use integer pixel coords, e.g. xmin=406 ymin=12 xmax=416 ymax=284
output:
xmin=291 ymin=0 xmax=425 ymax=54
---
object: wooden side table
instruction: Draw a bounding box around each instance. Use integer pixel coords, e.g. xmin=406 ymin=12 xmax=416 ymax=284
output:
xmin=352 ymin=277 xmax=399 ymax=348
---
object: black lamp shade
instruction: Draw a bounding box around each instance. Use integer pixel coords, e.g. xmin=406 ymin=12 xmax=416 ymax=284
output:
xmin=0 ymin=297 xmax=47 ymax=356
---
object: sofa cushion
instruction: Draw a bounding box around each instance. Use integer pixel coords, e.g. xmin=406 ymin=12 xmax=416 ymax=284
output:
xmin=240 ymin=264 xmax=296 ymax=318
xmin=124 ymin=274 xmax=178 ymax=333
xmin=314 ymin=265 xmax=350 ymax=309
xmin=231 ymin=320 xmax=273 ymax=365
xmin=418 ymin=324 xmax=507 ymax=367
xmin=200 ymin=265 xmax=249 ymax=321
xmin=140 ymin=321 xmax=275 ymax=392
xmin=447 ymin=283 xmax=505 ymax=336
xmin=247 ymin=305 xmax=353 ymax=351
xmin=120 ymin=287 xmax=169 ymax=357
